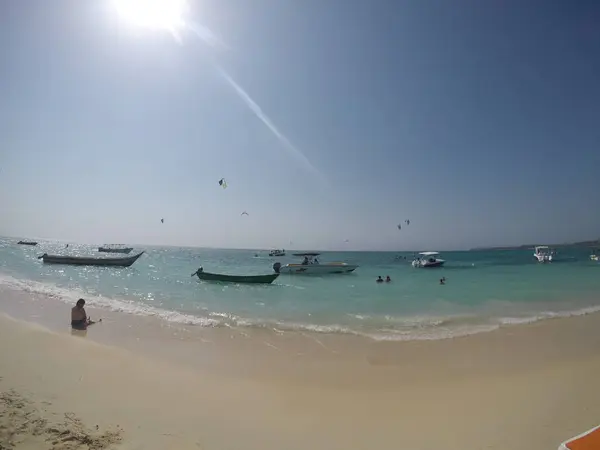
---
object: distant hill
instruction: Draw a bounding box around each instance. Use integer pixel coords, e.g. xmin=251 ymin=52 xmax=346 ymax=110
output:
xmin=471 ymin=239 xmax=600 ymax=251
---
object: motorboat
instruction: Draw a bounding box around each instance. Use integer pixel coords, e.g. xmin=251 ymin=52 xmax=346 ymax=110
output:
xmin=38 ymin=252 xmax=144 ymax=267
xmin=98 ymin=244 xmax=134 ymax=254
xmin=269 ymin=249 xmax=286 ymax=257
xmin=191 ymin=267 xmax=279 ymax=284
xmin=273 ymin=253 xmax=358 ymax=275
xmin=590 ymin=250 xmax=599 ymax=262
xmin=412 ymin=252 xmax=445 ymax=268
xmin=533 ymin=246 xmax=554 ymax=263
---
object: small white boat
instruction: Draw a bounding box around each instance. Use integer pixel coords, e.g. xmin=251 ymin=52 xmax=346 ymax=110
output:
xmin=590 ymin=251 xmax=599 ymax=262
xmin=273 ymin=253 xmax=358 ymax=275
xmin=269 ymin=249 xmax=286 ymax=257
xmin=412 ymin=251 xmax=445 ymax=268
xmin=533 ymin=246 xmax=554 ymax=263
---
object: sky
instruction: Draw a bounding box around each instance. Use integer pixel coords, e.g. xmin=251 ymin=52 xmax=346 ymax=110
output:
xmin=1 ymin=0 xmax=599 ymax=251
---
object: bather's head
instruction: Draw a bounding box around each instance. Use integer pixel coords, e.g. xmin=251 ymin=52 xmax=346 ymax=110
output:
xmin=76 ymin=299 xmax=85 ymax=308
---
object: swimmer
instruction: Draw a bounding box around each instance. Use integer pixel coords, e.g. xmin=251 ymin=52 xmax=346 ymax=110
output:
xmin=376 ymin=276 xmax=384 ymax=283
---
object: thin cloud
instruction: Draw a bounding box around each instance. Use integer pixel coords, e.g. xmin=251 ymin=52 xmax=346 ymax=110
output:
xmin=214 ymin=65 xmax=323 ymax=181
xmin=161 ymin=12 xmax=324 ymax=182
xmin=186 ymin=23 xmax=230 ymax=51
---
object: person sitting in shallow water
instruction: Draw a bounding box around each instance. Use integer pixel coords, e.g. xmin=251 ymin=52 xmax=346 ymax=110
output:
xmin=386 ymin=276 xmax=391 ymax=282
xmin=376 ymin=276 xmax=384 ymax=283
xmin=71 ymin=299 xmax=99 ymax=330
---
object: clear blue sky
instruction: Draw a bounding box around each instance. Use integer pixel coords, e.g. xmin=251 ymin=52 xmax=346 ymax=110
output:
xmin=1 ymin=0 xmax=599 ymax=251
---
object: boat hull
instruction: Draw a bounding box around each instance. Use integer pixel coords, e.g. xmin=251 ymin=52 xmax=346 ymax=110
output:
xmin=277 ymin=264 xmax=358 ymax=275
xmin=39 ymin=252 xmax=144 ymax=267
xmin=98 ymin=247 xmax=133 ymax=254
xmin=17 ymin=241 xmax=38 ymax=246
xmin=195 ymin=271 xmax=279 ymax=284
xmin=412 ymin=260 xmax=445 ymax=268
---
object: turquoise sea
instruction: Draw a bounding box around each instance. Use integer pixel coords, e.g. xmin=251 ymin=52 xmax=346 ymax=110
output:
xmin=1 ymin=237 xmax=599 ymax=340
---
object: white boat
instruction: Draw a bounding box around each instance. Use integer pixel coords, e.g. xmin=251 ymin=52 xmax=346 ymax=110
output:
xmin=533 ymin=246 xmax=554 ymax=263
xmin=590 ymin=251 xmax=599 ymax=262
xmin=268 ymin=249 xmax=286 ymax=257
xmin=412 ymin=251 xmax=445 ymax=268
xmin=273 ymin=253 xmax=358 ymax=275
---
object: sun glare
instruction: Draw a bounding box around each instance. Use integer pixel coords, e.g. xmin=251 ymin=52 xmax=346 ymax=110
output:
xmin=113 ymin=0 xmax=188 ymax=32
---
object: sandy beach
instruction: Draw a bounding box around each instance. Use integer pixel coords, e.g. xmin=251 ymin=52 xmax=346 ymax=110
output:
xmin=1 ymin=287 xmax=600 ymax=450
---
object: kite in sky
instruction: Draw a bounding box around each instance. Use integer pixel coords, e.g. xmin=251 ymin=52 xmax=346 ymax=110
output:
xmin=218 ymin=178 xmax=228 ymax=189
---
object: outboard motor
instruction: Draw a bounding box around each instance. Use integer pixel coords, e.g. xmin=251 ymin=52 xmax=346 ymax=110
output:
xmin=273 ymin=262 xmax=281 ymax=274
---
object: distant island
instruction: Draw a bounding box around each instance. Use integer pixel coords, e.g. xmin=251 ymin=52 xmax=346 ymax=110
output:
xmin=471 ymin=239 xmax=600 ymax=251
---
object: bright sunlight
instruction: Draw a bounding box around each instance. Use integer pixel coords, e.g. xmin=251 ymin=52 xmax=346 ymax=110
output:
xmin=113 ymin=0 xmax=188 ymax=32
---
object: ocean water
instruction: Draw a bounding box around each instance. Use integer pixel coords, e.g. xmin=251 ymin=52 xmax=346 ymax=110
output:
xmin=1 ymin=237 xmax=599 ymax=340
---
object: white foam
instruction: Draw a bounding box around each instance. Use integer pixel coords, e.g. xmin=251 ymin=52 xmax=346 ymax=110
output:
xmin=3 ymin=271 xmax=600 ymax=342
xmin=497 ymin=304 xmax=600 ymax=326
xmin=0 ymin=273 xmax=220 ymax=327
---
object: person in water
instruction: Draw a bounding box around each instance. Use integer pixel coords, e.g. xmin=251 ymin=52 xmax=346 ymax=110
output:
xmin=302 ymin=256 xmax=309 ymax=265
xmin=386 ymin=276 xmax=391 ymax=282
xmin=71 ymin=299 xmax=98 ymax=330
xmin=376 ymin=276 xmax=384 ymax=283
xmin=440 ymin=277 xmax=446 ymax=285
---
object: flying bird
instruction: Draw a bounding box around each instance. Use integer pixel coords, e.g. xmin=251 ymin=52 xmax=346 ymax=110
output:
xmin=241 ymin=211 xmax=249 ymax=216
xmin=161 ymin=218 xmax=164 ymax=224
xmin=218 ymin=178 xmax=227 ymax=189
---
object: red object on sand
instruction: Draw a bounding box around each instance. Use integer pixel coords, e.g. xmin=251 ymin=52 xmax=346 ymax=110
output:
xmin=559 ymin=426 xmax=600 ymax=450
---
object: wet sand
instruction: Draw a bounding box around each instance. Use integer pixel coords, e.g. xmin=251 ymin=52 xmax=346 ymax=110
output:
xmin=1 ymin=286 xmax=600 ymax=449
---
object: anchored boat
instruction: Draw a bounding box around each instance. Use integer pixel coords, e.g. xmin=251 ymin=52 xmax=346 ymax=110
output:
xmin=533 ymin=246 xmax=554 ymax=263
xmin=412 ymin=252 xmax=446 ymax=268
xmin=273 ymin=253 xmax=358 ymax=275
xmin=17 ymin=240 xmax=38 ymax=246
xmin=38 ymin=252 xmax=144 ymax=267
xmin=192 ymin=267 xmax=279 ymax=284
xmin=268 ymin=249 xmax=286 ymax=257
xmin=98 ymin=244 xmax=134 ymax=254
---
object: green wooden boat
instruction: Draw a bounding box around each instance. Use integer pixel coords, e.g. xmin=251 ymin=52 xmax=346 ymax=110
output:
xmin=191 ymin=268 xmax=279 ymax=284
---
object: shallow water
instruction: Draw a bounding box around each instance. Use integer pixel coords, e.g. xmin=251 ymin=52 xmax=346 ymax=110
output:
xmin=1 ymin=237 xmax=599 ymax=340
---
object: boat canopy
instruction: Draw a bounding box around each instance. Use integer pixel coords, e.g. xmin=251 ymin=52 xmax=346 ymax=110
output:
xmin=535 ymin=246 xmax=549 ymax=250
xmin=292 ymin=253 xmax=321 ymax=257
xmin=419 ymin=251 xmax=439 ymax=256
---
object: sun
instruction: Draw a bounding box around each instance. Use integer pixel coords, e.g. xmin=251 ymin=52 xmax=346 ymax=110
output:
xmin=113 ymin=0 xmax=188 ymax=33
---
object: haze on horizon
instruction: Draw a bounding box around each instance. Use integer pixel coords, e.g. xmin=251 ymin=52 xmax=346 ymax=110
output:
xmin=1 ymin=0 xmax=599 ymax=251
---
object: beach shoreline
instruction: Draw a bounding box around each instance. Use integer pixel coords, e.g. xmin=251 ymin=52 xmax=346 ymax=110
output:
xmin=2 ymin=283 xmax=600 ymax=449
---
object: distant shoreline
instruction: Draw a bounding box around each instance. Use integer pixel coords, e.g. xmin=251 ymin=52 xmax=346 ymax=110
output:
xmin=2 ymin=234 xmax=598 ymax=253
xmin=470 ymin=239 xmax=599 ymax=251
